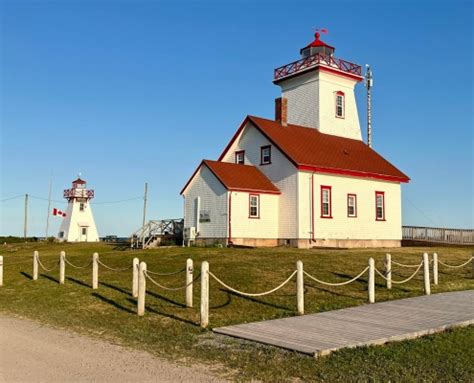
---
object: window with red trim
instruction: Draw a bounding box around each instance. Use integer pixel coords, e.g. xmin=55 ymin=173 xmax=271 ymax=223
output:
xmin=335 ymin=91 xmax=345 ymax=118
xmin=375 ymin=191 xmax=385 ymax=221
xmin=235 ymin=150 xmax=245 ymax=164
xmin=321 ymin=186 xmax=332 ymax=218
xmin=347 ymin=194 xmax=357 ymax=217
xmin=260 ymin=145 xmax=271 ymax=165
xmin=249 ymin=194 xmax=260 ymax=218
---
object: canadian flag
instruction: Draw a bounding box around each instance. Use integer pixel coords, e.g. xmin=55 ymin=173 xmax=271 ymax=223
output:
xmin=53 ymin=208 xmax=67 ymax=218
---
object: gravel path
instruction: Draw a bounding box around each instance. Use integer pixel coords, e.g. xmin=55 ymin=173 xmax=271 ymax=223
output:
xmin=0 ymin=315 xmax=226 ymax=382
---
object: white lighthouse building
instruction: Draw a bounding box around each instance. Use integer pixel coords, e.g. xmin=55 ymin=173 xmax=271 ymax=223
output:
xmin=58 ymin=176 xmax=99 ymax=242
xmin=181 ymin=32 xmax=410 ymax=248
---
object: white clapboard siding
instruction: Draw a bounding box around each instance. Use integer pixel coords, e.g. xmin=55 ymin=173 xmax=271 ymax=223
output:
xmin=298 ymin=171 xmax=402 ymax=240
xmin=183 ymin=166 xmax=228 ymax=239
xmin=221 ymin=122 xmax=298 ymax=238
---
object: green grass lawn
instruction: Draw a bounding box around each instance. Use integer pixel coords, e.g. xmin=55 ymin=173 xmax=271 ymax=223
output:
xmin=1 ymin=242 xmax=473 ymax=382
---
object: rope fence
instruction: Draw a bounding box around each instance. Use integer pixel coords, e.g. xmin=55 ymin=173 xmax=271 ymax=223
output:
xmin=64 ymin=257 xmax=93 ymax=269
xmin=97 ymin=259 xmax=132 ymax=272
xmin=145 ymin=267 xmax=186 ymax=276
xmin=303 ymin=267 xmax=369 ymax=287
xmin=437 ymin=257 xmax=473 ymax=269
xmin=391 ymin=260 xmax=422 ymax=268
xmin=1 ymin=249 xmax=470 ymax=329
xmin=374 ymin=262 xmax=423 ymax=285
xmin=208 ymin=270 xmax=297 ymax=297
xmin=36 ymin=255 xmax=59 ymax=272
xmin=144 ymin=270 xmax=200 ymax=291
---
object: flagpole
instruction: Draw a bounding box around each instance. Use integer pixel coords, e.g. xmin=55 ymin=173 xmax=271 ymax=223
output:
xmin=45 ymin=177 xmax=52 ymax=239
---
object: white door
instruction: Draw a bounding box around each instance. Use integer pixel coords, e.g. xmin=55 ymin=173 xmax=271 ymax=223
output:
xmin=80 ymin=227 xmax=88 ymax=241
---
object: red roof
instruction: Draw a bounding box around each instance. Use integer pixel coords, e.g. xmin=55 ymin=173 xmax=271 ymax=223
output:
xmin=72 ymin=178 xmax=86 ymax=185
xmin=219 ymin=116 xmax=410 ymax=183
xmin=303 ymin=32 xmax=335 ymax=51
xmin=181 ymin=160 xmax=280 ymax=195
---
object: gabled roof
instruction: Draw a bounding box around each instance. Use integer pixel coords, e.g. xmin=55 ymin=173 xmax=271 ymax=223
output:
xmin=180 ymin=160 xmax=280 ymax=195
xmin=218 ymin=116 xmax=410 ymax=183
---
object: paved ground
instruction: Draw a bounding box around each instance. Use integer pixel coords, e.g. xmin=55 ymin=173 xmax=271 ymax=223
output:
xmin=0 ymin=315 xmax=225 ymax=383
xmin=214 ymin=290 xmax=474 ymax=357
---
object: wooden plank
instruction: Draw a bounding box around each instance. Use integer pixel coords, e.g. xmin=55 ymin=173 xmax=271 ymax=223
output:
xmin=214 ymin=290 xmax=474 ymax=357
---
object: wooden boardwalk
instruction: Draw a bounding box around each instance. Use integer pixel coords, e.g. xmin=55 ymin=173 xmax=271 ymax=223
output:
xmin=214 ymin=290 xmax=474 ymax=357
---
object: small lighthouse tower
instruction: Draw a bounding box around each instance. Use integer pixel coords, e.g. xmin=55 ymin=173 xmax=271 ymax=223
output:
xmin=273 ymin=32 xmax=363 ymax=140
xmin=58 ymin=176 xmax=99 ymax=242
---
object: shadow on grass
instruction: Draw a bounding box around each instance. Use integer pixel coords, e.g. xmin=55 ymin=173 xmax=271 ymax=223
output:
xmin=146 ymin=290 xmax=186 ymax=308
xmin=20 ymin=271 xmax=32 ymax=280
xmin=223 ymin=290 xmax=292 ymax=312
xmin=210 ymin=292 xmax=232 ymax=310
xmin=125 ymin=298 xmax=199 ymax=327
xmin=67 ymin=276 xmax=91 ymax=289
xmin=40 ymin=274 xmax=59 ymax=284
xmin=92 ymin=292 xmax=136 ymax=314
xmin=101 ymin=281 xmax=131 ymax=296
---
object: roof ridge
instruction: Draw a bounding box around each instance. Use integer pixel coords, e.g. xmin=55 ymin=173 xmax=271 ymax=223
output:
xmin=203 ymin=159 xmax=259 ymax=168
xmin=247 ymin=115 xmax=370 ymax=145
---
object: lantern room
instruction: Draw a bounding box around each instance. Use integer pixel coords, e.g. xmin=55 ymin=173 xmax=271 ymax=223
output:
xmin=63 ymin=176 xmax=95 ymax=201
xmin=300 ymin=32 xmax=335 ymax=58
xmin=72 ymin=177 xmax=86 ymax=189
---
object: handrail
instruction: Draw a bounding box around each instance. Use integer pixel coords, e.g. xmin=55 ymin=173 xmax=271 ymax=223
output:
xmin=274 ymin=53 xmax=362 ymax=81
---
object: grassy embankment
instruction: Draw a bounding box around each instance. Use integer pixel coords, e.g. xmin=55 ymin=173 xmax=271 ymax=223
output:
xmin=1 ymin=242 xmax=473 ymax=382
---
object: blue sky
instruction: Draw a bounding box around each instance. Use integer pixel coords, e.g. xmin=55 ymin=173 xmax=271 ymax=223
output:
xmin=1 ymin=0 xmax=472 ymax=236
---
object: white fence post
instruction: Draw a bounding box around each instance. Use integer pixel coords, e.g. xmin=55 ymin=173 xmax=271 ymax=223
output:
xmin=200 ymin=261 xmax=209 ymax=329
xmin=186 ymin=258 xmax=193 ymax=308
xmin=33 ymin=251 xmax=39 ymax=281
xmin=59 ymin=251 xmax=65 ymax=285
xmin=92 ymin=253 xmax=99 ymax=290
xmin=432 ymin=253 xmax=438 ymax=285
xmin=296 ymin=260 xmax=304 ymax=315
xmin=423 ymin=252 xmax=431 ymax=295
xmin=137 ymin=261 xmax=147 ymax=316
xmin=0 ymin=256 xmax=3 ymax=287
xmin=385 ymin=253 xmax=392 ymax=290
xmin=368 ymin=258 xmax=375 ymax=303
xmin=132 ymin=257 xmax=139 ymax=298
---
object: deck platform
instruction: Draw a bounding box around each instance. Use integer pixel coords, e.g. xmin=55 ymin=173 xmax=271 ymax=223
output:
xmin=214 ymin=290 xmax=474 ymax=357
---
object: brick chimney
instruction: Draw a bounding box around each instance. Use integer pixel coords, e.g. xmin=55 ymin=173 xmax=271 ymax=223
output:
xmin=275 ymin=97 xmax=288 ymax=126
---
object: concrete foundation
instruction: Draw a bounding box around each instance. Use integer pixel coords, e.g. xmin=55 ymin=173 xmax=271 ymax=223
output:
xmin=195 ymin=237 xmax=401 ymax=249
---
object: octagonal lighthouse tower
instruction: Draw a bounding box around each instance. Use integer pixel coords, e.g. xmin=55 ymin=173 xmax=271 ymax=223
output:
xmin=273 ymin=32 xmax=363 ymax=140
xmin=58 ymin=176 xmax=99 ymax=242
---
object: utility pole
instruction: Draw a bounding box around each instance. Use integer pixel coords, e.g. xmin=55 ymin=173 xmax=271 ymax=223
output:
xmin=24 ymin=194 xmax=28 ymax=240
xmin=141 ymin=182 xmax=148 ymax=249
xmin=45 ymin=178 xmax=52 ymax=239
xmin=365 ymin=64 xmax=373 ymax=148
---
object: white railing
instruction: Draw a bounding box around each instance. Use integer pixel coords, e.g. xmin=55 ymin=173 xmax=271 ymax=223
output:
xmin=402 ymin=226 xmax=474 ymax=245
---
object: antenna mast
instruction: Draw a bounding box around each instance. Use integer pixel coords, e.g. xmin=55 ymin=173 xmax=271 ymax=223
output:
xmin=365 ymin=64 xmax=373 ymax=148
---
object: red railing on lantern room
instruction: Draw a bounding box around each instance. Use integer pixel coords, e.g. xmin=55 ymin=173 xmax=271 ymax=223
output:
xmin=274 ymin=53 xmax=362 ymax=81
xmin=63 ymin=188 xmax=95 ymax=200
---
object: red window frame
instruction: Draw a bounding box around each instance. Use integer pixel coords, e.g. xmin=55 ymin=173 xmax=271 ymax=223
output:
xmin=249 ymin=194 xmax=260 ymax=219
xmin=235 ymin=150 xmax=245 ymax=164
xmin=375 ymin=191 xmax=386 ymax=221
xmin=335 ymin=91 xmax=345 ymax=119
xmin=260 ymin=145 xmax=272 ymax=165
xmin=320 ymin=185 xmax=332 ymax=218
xmin=347 ymin=194 xmax=357 ymax=217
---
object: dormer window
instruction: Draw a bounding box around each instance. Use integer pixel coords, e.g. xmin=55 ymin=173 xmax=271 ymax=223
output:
xmin=260 ymin=145 xmax=271 ymax=165
xmin=335 ymin=91 xmax=345 ymax=118
xmin=235 ymin=150 xmax=245 ymax=165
